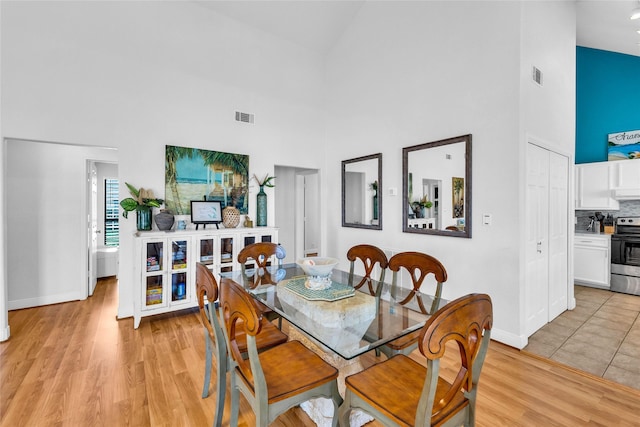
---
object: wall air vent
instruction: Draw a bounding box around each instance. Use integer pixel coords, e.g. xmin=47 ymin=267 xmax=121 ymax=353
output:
xmin=532 ymin=66 xmax=543 ymax=86
xmin=235 ymin=111 xmax=255 ymax=124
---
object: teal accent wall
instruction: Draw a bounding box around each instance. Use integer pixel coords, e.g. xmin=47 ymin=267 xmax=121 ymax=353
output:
xmin=576 ymin=47 xmax=640 ymax=164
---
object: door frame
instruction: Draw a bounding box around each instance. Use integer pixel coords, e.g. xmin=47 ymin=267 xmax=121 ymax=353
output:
xmin=275 ymin=166 xmax=321 ymax=263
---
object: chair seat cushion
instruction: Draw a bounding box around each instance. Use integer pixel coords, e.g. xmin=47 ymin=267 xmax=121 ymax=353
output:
xmin=247 ymin=340 xmax=339 ymax=403
xmin=345 ymin=354 xmax=468 ymax=426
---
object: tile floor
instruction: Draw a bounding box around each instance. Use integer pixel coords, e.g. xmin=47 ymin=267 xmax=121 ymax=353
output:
xmin=524 ymin=285 xmax=640 ymax=391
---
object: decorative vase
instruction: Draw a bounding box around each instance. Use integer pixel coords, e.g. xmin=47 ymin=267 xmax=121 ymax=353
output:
xmin=256 ymin=185 xmax=267 ymax=227
xmin=373 ymin=192 xmax=378 ymax=220
xmin=155 ymin=209 xmax=175 ymax=231
xmin=222 ymin=206 xmax=240 ymax=228
xmin=136 ymin=207 xmax=152 ymax=231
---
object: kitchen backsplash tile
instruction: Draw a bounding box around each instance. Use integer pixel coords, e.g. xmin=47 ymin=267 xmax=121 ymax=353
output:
xmin=576 ymin=200 xmax=640 ymax=231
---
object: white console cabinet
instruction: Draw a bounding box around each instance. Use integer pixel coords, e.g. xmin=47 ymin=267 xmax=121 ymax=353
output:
xmin=574 ymin=233 xmax=610 ymax=289
xmin=133 ymin=227 xmax=278 ymax=328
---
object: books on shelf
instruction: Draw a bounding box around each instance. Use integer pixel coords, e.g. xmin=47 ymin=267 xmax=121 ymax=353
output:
xmin=146 ymin=286 xmax=163 ymax=305
xmin=147 ymin=257 xmax=161 ymax=272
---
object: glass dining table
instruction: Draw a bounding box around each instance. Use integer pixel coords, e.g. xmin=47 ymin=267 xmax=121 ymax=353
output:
xmin=224 ymin=263 xmax=448 ymax=360
xmin=224 ymin=263 xmax=448 ymax=427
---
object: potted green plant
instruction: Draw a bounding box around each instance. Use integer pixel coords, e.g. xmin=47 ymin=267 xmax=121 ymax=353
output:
xmin=120 ymin=182 xmax=164 ymax=231
xmin=370 ymin=180 xmax=379 ymax=220
xmin=411 ymin=196 xmax=433 ymax=218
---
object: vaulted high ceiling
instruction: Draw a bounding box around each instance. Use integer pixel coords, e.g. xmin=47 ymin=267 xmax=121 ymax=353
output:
xmin=195 ymin=1 xmax=640 ymax=57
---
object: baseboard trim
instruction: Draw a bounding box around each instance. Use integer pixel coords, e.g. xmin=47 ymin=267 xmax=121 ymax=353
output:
xmin=490 ymin=327 xmax=527 ymax=349
xmin=0 ymin=324 xmax=10 ymax=342
xmin=8 ymin=292 xmax=85 ymax=310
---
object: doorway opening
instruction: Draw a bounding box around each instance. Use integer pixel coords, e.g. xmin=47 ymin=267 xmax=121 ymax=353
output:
xmin=274 ymin=166 xmax=320 ymax=263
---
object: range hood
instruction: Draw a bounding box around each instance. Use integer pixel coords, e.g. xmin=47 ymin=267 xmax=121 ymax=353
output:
xmin=613 ymin=188 xmax=640 ymax=200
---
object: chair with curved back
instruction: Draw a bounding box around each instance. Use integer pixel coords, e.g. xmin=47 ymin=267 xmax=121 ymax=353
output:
xmin=347 ymin=244 xmax=389 ymax=297
xmin=220 ymin=277 xmax=343 ymax=427
xmin=338 ymin=293 xmax=493 ymax=427
xmin=195 ymin=263 xmax=287 ymax=427
xmin=237 ymin=242 xmax=283 ymax=327
xmin=238 ymin=242 xmax=280 ymax=283
xmin=378 ymin=251 xmax=448 ymax=359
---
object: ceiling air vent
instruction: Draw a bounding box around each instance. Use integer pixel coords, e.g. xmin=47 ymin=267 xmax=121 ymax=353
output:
xmin=532 ymin=66 xmax=543 ymax=86
xmin=235 ymin=111 xmax=254 ymax=124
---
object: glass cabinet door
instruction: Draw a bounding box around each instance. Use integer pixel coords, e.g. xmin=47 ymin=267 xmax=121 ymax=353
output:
xmin=143 ymin=240 xmax=166 ymax=309
xmin=198 ymin=238 xmax=215 ymax=266
xmin=170 ymin=239 xmax=189 ymax=304
xmin=220 ymin=236 xmax=235 ymax=273
xmin=171 ymin=271 xmax=188 ymax=302
xmin=145 ymin=275 xmax=164 ymax=307
xmin=171 ymin=239 xmax=188 ymax=270
xmin=146 ymin=241 xmax=164 ymax=272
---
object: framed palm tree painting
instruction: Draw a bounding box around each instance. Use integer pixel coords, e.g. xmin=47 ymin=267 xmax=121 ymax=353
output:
xmin=165 ymin=145 xmax=249 ymax=215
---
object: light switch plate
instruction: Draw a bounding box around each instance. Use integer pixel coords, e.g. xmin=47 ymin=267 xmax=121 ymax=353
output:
xmin=389 ymin=187 xmax=398 ymax=196
xmin=483 ymin=214 xmax=492 ymax=225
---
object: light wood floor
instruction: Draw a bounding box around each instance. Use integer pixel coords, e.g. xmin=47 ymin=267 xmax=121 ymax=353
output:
xmin=2 ymin=277 xmax=640 ymax=426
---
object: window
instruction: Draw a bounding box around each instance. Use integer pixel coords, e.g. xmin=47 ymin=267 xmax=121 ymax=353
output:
xmin=105 ymin=178 xmax=119 ymax=246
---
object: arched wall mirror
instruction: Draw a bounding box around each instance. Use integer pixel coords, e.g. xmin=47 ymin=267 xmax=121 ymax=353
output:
xmin=403 ymin=134 xmax=472 ymax=238
xmin=342 ymin=153 xmax=382 ymax=230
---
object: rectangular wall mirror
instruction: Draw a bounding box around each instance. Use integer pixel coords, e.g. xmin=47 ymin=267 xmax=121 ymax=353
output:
xmin=342 ymin=153 xmax=382 ymax=230
xmin=403 ymin=135 xmax=472 ymax=238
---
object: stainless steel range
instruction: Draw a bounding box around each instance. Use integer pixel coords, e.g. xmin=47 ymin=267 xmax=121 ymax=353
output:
xmin=610 ymin=217 xmax=640 ymax=296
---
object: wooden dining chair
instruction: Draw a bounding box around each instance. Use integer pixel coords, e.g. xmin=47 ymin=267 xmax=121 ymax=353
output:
xmin=378 ymin=251 xmax=448 ymax=359
xmin=195 ymin=263 xmax=287 ymax=427
xmin=338 ymin=293 xmax=493 ymax=427
xmin=237 ymin=242 xmax=282 ymax=327
xmin=219 ymin=277 xmax=343 ymax=427
xmin=238 ymin=242 xmax=279 ymax=277
xmin=347 ymin=244 xmax=389 ymax=296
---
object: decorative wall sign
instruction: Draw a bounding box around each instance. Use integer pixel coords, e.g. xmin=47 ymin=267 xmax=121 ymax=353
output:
xmin=608 ymin=130 xmax=640 ymax=161
xmin=165 ymin=145 xmax=249 ymax=215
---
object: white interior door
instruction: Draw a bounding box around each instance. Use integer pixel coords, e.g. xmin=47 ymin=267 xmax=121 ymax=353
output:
xmin=87 ymin=162 xmax=98 ymax=296
xmin=548 ymin=151 xmax=569 ymax=319
xmin=525 ymin=143 xmax=569 ymax=336
xmin=525 ymin=143 xmax=550 ymax=336
xmin=303 ymin=172 xmax=320 ymax=256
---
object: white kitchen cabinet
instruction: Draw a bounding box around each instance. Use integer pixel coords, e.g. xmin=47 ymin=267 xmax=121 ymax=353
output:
xmin=574 ymin=233 xmax=610 ymax=289
xmin=575 ymin=162 xmax=619 ymax=210
xmin=133 ymin=227 xmax=278 ymax=328
xmin=611 ymin=158 xmax=640 ymax=189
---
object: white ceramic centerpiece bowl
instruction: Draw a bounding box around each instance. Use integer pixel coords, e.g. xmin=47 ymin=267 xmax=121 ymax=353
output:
xmin=296 ymin=257 xmax=339 ymax=290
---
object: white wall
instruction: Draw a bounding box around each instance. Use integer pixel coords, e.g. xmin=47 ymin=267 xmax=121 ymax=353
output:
xmin=518 ymin=1 xmax=577 ymax=330
xmin=5 ymin=140 xmax=117 ymax=309
xmin=324 ymin=1 xmax=575 ymax=347
xmin=1 ymin=1 xmax=328 ymax=320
